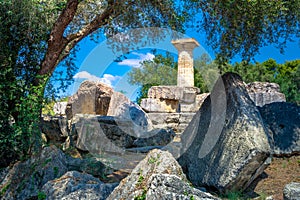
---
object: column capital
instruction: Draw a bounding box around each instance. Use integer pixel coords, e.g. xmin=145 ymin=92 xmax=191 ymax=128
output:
xmin=171 ymin=38 xmax=200 ymax=51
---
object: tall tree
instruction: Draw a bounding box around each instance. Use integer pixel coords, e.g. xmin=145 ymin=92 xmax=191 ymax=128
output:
xmin=0 ymin=0 xmax=188 ymax=166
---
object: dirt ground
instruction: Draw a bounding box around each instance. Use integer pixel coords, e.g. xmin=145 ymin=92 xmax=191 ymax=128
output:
xmin=245 ymin=155 xmax=300 ymax=200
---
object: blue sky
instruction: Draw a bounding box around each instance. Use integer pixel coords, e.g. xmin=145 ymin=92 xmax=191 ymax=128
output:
xmin=59 ymin=27 xmax=299 ymax=101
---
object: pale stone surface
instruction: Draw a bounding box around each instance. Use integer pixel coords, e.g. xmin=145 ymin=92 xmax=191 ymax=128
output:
xmin=180 ymin=93 xmax=209 ymax=112
xmin=172 ymin=38 xmax=200 ymax=87
xmin=177 ymin=73 xmax=271 ymax=193
xmin=107 ymin=149 xmax=220 ymax=200
xmin=53 ymin=102 xmax=68 ymax=115
xmin=246 ymin=82 xmax=286 ymax=107
xmin=147 ymin=86 xmax=200 ymax=101
xmin=66 ymin=81 xmax=113 ymax=119
xmin=0 ymin=146 xmax=68 ymax=200
xmin=41 ymin=171 xmax=117 ymax=200
xmin=283 ymin=182 xmax=300 ymax=200
xmin=147 ymin=112 xmax=197 ymax=133
xmin=107 ymin=91 xmax=131 ymax=116
xmin=108 ymin=91 xmax=153 ymax=131
xmin=141 ymin=98 xmax=179 ymax=113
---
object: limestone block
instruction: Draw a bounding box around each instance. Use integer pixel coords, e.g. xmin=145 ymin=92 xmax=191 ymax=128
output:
xmin=147 ymin=113 xmax=180 ymax=132
xmin=147 ymin=86 xmax=200 ymax=102
xmin=66 ymin=81 xmax=113 ymax=119
xmin=180 ymin=93 xmax=209 ymax=112
xmin=147 ymin=113 xmax=180 ymax=125
xmin=179 ymin=113 xmax=196 ymax=124
xmin=107 ymin=149 xmax=220 ymax=200
xmin=141 ymin=98 xmax=179 ymax=113
xmin=53 ymin=102 xmax=67 ymax=115
xmin=147 ymin=86 xmax=182 ymax=100
xmin=246 ymin=82 xmax=286 ymax=107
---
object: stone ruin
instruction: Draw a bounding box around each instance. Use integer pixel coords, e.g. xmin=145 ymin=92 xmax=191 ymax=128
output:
xmin=246 ymin=82 xmax=286 ymax=107
xmin=139 ymin=38 xmax=286 ymax=133
xmin=53 ymin=38 xmax=286 ymax=134
xmin=140 ymin=38 xmax=209 ymax=133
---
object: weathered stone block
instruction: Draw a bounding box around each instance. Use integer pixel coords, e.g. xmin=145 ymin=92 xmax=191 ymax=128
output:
xmin=180 ymin=93 xmax=209 ymax=112
xmin=107 ymin=149 xmax=220 ymax=200
xmin=53 ymin=102 xmax=67 ymax=115
xmin=66 ymin=81 xmax=113 ymax=119
xmin=147 ymin=86 xmax=200 ymax=102
xmin=141 ymin=98 xmax=179 ymax=113
xmin=177 ymin=73 xmax=271 ymax=193
xmin=246 ymin=82 xmax=286 ymax=107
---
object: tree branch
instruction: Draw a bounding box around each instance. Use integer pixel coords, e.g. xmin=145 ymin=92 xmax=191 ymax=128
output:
xmin=58 ymin=0 xmax=131 ymax=63
xmin=39 ymin=0 xmax=79 ymax=77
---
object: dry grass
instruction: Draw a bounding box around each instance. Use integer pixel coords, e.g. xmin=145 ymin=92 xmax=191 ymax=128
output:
xmin=246 ymin=155 xmax=300 ymax=200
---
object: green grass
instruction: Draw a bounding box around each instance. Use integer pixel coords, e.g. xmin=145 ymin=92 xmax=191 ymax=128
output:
xmin=134 ymin=188 xmax=147 ymax=200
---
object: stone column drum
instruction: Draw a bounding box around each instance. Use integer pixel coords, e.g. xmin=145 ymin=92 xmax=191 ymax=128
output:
xmin=172 ymin=38 xmax=199 ymax=87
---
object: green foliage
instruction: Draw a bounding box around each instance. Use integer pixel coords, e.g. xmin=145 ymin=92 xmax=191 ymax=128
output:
xmin=222 ymin=59 xmax=300 ymax=105
xmin=188 ymin=0 xmax=300 ymax=61
xmin=37 ymin=191 xmax=46 ymax=200
xmin=128 ymin=53 xmax=178 ymax=86
xmin=148 ymin=154 xmax=160 ymax=164
xmin=128 ymin=53 xmax=177 ymax=103
xmin=134 ymin=188 xmax=147 ymax=200
xmin=222 ymin=191 xmax=245 ymax=200
xmin=42 ymin=100 xmax=56 ymax=116
xmin=138 ymin=175 xmax=144 ymax=185
xmin=0 ymin=0 xmax=55 ymax=167
xmin=42 ymin=96 xmax=69 ymax=116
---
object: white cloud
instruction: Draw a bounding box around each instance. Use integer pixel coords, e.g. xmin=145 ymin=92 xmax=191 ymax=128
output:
xmin=99 ymin=74 xmax=121 ymax=86
xmin=73 ymin=71 xmax=101 ymax=82
xmin=73 ymin=71 xmax=120 ymax=87
xmin=118 ymin=52 xmax=155 ymax=68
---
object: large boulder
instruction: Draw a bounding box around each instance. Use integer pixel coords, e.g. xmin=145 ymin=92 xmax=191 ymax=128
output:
xmin=72 ymin=115 xmax=174 ymax=152
xmin=66 ymin=82 xmax=153 ymax=131
xmin=259 ymin=102 xmax=300 ymax=156
xmin=246 ymin=82 xmax=286 ymax=107
xmin=107 ymin=91 xmax=153 ymax=131
xmin=41 ymin=171 xmax=117 ymax=200
xmin=0 ymin=146 xmax=68 ymax=199
xmin=107 ymin=149 xmax=220 ymax=200
xmin=73 ymin=115 xmax=136 ymax=150
xmin=66 ymin=81 xmax=113 ymax=119
xmin=283 ymin=182 xmax=300 ymax=200
xmin=66 ymin=156 xmax=113 ymax=179
xmin=177 ymin=73 xmax=271 ymax=194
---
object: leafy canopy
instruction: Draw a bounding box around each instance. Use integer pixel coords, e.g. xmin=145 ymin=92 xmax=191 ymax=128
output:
xmin=190 ymin=0 xmax=300 ymax=61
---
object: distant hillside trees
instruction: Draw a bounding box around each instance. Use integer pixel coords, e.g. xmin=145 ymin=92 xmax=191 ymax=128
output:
xmin=223 ymin=59 xmax=300 ymax=105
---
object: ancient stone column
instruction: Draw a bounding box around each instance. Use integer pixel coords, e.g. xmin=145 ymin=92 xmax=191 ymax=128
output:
xmin=172 ymin=38 xmax=199 ymax=87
